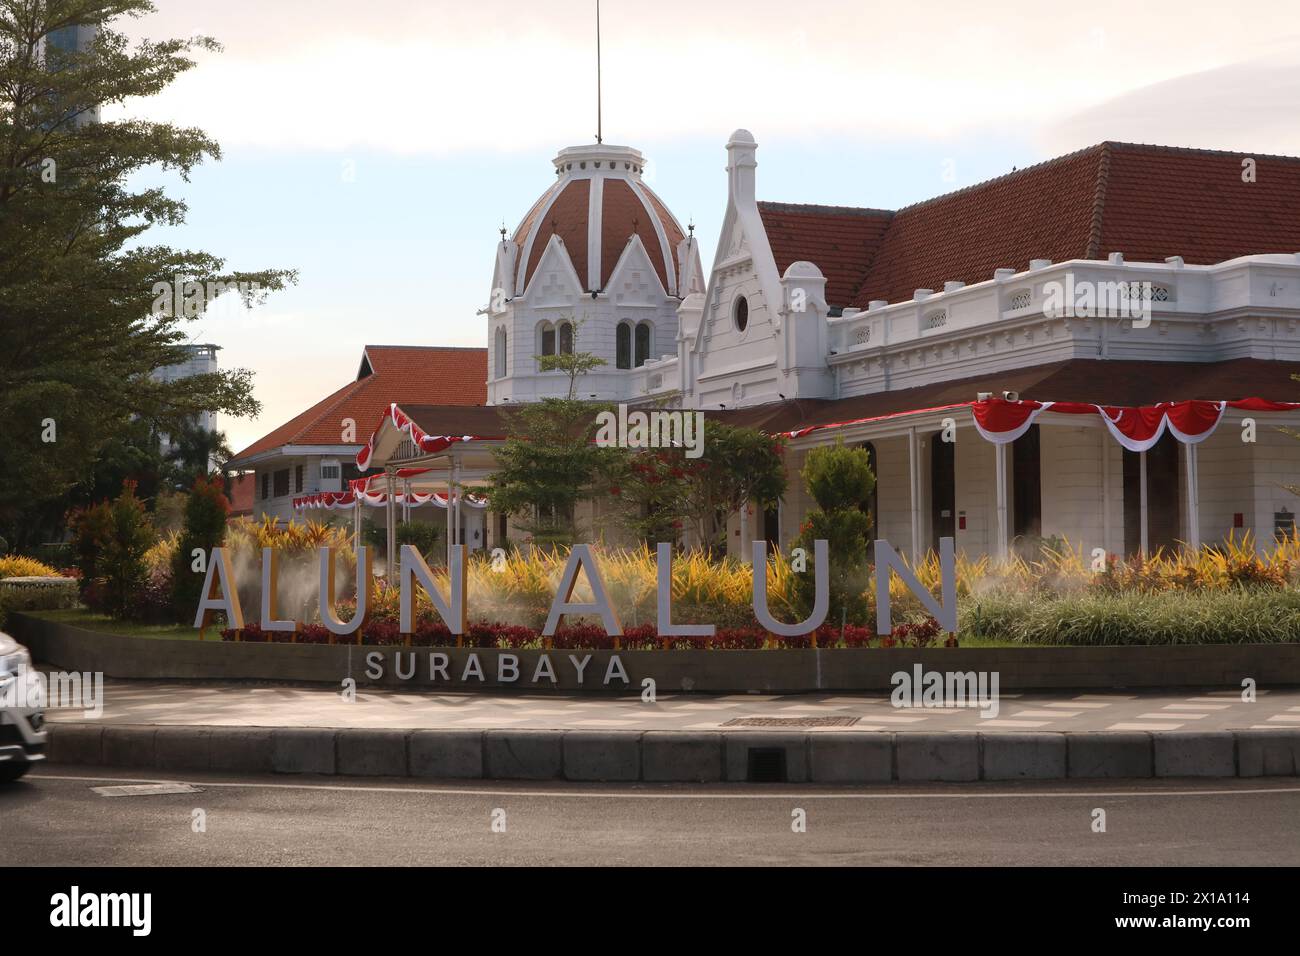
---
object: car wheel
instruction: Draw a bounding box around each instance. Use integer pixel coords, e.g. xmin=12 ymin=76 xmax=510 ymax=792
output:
xmin=0 ymin=762 xmax=31 ymax=783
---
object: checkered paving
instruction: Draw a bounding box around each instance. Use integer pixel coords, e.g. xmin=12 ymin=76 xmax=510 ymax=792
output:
xmin=41 ymin=680 xmax=1300 ymax=734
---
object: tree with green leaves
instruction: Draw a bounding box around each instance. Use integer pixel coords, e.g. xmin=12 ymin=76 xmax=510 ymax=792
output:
xmin=487 ymin=398 xmax=620 ymax=548
xmin=170 ymin=473 xmax=228 ymax=620
xmin=679 ymin=421 xmax=787 ymax=557
xmin=162 ymin=421 xmax=232 ymax=490
xmin=793 ymin=440 xmax=876 ymax=625
xmin=604 ymin=419 xmax=787 ymax=554
xmin=0 ymin=1 xmax=295 ymax=548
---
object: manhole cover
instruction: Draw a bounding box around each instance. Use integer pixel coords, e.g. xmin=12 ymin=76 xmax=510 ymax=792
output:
xmin=91 ymin=783 xmax=204 ymax=798
xmin=722 ymin=716 xmax=860 ymax=728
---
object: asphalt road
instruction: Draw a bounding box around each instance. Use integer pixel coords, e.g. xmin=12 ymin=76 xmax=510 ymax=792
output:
xmin=4 ymin=768 xmax=1299 ymax=866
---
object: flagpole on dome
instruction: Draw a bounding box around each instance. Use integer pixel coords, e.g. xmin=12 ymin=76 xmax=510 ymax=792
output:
xmin=595 ymin=0 xmax=602 ymax=144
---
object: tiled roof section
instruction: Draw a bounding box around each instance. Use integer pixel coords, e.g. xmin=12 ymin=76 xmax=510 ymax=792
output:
xmin=840 ymin=142 xmax=1300 ymax=310
xmin=399 ymin=404 xmax=510 ymax=438
xmin=230 ymin=346 xmax=488 ymax=463
xmin=848 ymin=145 xmax=1105 ymax=308
xmin=602 ymin=178 xmax=672 ymax=293
xmin=638 ymin=182 xmax=688 ymax=290
xmin=758 ymin=202 xmax=893 ymax=308
xmin=1096 ymin=143 xmax=1300 ymax=264
xmin=521 ymin=178 xmax=590 ymax=293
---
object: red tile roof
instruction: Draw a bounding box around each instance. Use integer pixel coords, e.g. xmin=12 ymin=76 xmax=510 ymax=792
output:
xmin=758 ymin=202 xmax=893 ymax=308
xmin=759 ymin=142 xmax=1300 ymax=311
xmin=522 ymin=178 xmax=590 ymax=292
xmin=229 ymin=345 xmax=487 ymax=464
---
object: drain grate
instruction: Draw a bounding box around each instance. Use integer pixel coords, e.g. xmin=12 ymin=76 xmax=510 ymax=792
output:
xmin=747 ymin=748 xmax=787 ymax=782
xmin=722 ymin=716 xmax=860 ymax=728
xmin=91 ymin=783 xmax=204 ymax=798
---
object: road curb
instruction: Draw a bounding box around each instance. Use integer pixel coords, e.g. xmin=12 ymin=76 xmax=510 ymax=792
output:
xmin=41 ymin=724 xmax=1300 ymax=783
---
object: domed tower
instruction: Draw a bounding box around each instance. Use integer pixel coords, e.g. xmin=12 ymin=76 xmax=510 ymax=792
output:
xmin=486 ymin=143 xmax=705 ymax=404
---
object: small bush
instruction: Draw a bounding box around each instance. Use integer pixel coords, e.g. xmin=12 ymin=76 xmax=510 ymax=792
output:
xmin=794 ymin=441 xmax=876 ymax=625
xmin=171 ymin=476 xmax=230 ymax=620
xmin=961 ymin=587 xmax=1300 ymax=645
xmin=0 ymin=555 xmax=61 ymax=578
xmin=364 ymin=521 xmax=442 ymax=562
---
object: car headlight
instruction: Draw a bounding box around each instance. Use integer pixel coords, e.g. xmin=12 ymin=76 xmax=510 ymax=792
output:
xmin=0 ymin=646 xmax=31 ymax=678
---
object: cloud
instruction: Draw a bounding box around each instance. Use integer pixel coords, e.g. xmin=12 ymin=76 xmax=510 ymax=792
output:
xmin=107 ymin=0 xmax=1300 ymax=155
xmin=1039 ymin=46 xmax=1300 ymax=156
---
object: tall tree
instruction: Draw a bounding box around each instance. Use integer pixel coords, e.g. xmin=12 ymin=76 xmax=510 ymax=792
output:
xmin=487 ymin=398 xmax=619 ymax=548
xmin=680 ymin=421 xmax=787 ymax=557
xmin=0 ymin=1 xmax=295 ymax=547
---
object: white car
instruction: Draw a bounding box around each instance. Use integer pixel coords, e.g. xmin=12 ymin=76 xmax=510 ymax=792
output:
xmin=0 ymin=631 xmax=47 ymax=782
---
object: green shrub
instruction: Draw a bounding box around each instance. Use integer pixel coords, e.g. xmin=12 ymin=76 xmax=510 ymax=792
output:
xmin=794 ymin=441 xmax=876 ymax=625
xmin=68 ymin=499 xmax=115 ymax=583
xmin=364 ymin=521 xmax=442 ymax=561
xmin=0 ymin=579 xmax=78 ymax=626
xmin=171 ymin=476 xmax=230 ymax=620
xmin=961 ymin=587 xmax=1300 ymax=645
xmin=94 ymin=482 xmax=156 ymax=619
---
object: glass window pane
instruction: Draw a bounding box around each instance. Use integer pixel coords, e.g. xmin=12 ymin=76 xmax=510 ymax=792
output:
xmin=616 ymin=323 xmax=631 ymax=369
xmin=634 ymin=323 xmax=650 ymax=367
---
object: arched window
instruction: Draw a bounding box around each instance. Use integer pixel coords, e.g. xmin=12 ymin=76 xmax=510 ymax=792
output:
xmin=539 ymin=321 xmax=556 ymax=357
xmin=494 ymin=327 xmax=507 ymax=378
xmin=634 ymin=321 xmax=651 ymax=367
xmin=616 ymin=322 xmax=632 ymax=369
xmin=558 ymin=321 xmax=574 ymax=355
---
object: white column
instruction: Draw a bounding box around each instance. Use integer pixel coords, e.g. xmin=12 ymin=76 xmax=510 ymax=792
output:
xmin=994 ymin=441 xmax=1008 ymax=562
xmin=1184 ymin=442 xmax=1201 ymax=551
xmin=1139 ymin=450 xmax=1149 ymax=557
xmin=353 ymin=492 xmax=362 ymax=549
xmin=452 ymin=454 xmax=461 ymax=550
xmin=446 ymin=461 xmax=454 ymax=567
xmin=908 ymin=426 xmax=921 ymax=562
xmin=1100 ymin=437 xmax=1112 ymax=556
xmin=385 ymin=470 xmax=396 ymax=576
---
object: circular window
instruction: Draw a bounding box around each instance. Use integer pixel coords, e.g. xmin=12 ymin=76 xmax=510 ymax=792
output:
xmin=734 ymin=295 xmax=749 ymax=332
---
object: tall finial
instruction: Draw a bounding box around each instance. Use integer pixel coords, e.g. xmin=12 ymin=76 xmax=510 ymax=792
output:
xmin=595 ymin=0 xmax=602 ymax=144
xmin=499 ymin=221 xmax=507 ymax=242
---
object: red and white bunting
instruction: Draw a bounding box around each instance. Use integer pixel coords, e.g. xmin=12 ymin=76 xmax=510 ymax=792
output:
xmin=354 ymin=403 xmax=487 ymax=469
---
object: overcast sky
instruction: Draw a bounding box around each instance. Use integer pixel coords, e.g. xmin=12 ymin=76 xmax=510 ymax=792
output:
xmin=109 ymin=0 xmax=1300 ymax=452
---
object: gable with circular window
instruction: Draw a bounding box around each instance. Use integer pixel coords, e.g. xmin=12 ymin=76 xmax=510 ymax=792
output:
xmin=733 ymin=294 xmax=749 ymax=332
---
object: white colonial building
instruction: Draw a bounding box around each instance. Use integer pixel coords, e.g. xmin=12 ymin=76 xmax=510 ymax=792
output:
xmin=296 ymin=132 xmax=1300 ymax=566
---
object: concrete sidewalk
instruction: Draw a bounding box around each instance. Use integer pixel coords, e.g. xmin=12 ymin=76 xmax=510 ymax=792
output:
xmin=44 ymin=678 xmax=1300 ymax=733
xmin=36 ymin=679 xmax=1300 ymax=783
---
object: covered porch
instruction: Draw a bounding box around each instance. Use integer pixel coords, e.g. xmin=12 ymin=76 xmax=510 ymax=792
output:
xmin=345 ymin=402 xmax=507 ymax=572
xmin=770 ymin=395 xmax=1300 ymax=564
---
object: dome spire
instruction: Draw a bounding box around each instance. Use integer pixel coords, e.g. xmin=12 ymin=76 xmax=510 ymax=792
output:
xmin=595 ymin=0 xmax=603 ymax=145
